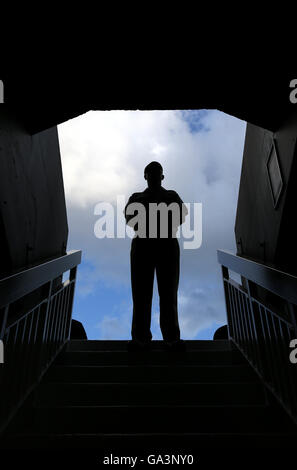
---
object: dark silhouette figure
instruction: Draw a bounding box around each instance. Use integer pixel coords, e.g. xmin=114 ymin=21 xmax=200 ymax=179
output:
xmin=124 ymin=162 xmax=188 ymax=351
xmin=70 ymin=319 xmax=88 ymax=340
xmin=213 ymin=324 xmax=228 ymax=340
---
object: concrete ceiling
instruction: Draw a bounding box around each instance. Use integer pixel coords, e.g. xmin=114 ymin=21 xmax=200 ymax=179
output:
xmin=3 ymin=74 xmax=296 ymax=134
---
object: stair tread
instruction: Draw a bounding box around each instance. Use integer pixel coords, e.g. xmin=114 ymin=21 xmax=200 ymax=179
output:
xmin=3 ymin=339 xmax=296 ymax=450
xmin=56 ymin=349 xmax=245 ymax=366
xmin=34 ymin=380 xmax=266 ymax=406
xmin=31 ymin=403 xmax=274 ymax=408
xmin=50 ymin=363 xmax=250 ymax=367
xmin=2 ymin=431 xmax=297 ymax=451
xmin=37 ymin=381 xmax=262 ymax=385
xmin=67 ymin=340 xmax=233 ymax=349
xmin=7 ymin=397 xmax=297 ymax=437
xmin=7 ymin=431 xmax=297 ymax=436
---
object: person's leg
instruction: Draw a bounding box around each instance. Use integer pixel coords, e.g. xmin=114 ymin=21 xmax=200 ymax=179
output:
xmin=130 ymin=239 xmax=155 ymax=343
xmin=156 ymin=239 xmax=181 ymax=342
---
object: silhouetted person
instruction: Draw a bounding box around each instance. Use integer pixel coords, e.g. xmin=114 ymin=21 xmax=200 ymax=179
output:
xmin=124 ymin=162 xmax=188 ymax=351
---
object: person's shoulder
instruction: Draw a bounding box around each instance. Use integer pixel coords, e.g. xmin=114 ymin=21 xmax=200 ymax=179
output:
xmin=166 ymin=189 xmax=179 ymax=195
xmin=164 ymin=189 xmax=182 ymax=200
xmin=127 ymin=191 xmax=146 ymax=201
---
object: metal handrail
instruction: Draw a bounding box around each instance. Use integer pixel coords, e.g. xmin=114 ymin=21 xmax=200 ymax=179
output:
xmin=0 ymin=250 xmax=82 ymax=433
xmin=0 ymin=250 xmax=81 ymax=309
xmin=217 ymin=250 xmax=297 ymax=306
xmin=218 ymin=249 xmax=297 ymax=424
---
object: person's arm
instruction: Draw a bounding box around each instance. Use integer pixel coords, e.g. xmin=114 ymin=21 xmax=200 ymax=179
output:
xmin=173 ymin=191 xmax=188 ymax=225
xmin=124 ymin=194 xmax=137 ymax=227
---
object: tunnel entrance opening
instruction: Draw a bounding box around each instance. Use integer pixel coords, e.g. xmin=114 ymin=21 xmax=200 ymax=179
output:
xmin=57 ymin=109 xmax=246 ymax=341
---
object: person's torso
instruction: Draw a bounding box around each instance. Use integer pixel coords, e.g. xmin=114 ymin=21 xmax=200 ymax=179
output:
xmin=128 ymin=187 xmax=181 ymax=239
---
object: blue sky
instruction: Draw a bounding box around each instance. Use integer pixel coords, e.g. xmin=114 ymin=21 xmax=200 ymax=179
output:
xmin=58 ymin=110 xmax=246 ymax=340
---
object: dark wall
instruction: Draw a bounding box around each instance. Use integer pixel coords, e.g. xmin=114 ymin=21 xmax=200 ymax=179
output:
xmin=235 ymin=111 xmax=297 ymax=274
xmin=0 ymin=108 xmax=68 ymax=277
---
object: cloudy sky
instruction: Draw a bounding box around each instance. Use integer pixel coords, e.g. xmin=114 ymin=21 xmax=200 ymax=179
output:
xmin=58 ymin=110 xmax=246 ymax=340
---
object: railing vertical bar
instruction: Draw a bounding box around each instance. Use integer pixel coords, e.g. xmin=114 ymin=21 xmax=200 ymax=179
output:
xmin=257 ymin=305 xmax=271 ymax=384
xmin=64 ymin=283 xmax=74 ymax=340
xmin=65 ymin=276 xmax=77 ymax=340
xmin=61 ymin=284 xmax=71 ymax=342
xmin=233 ymin=288 xmax=243 ymax=346
xmin=264 ymin=308 xmax=280 ymax=394
xmin=56 ymin=287 xmax=64 ymax=350
xmin=58 ymin=287 xmax=67 ymax=343
xmin=242 ymin=293 xmax=254 ymax=365
xmin=226 ymin=283 xmax=235 ymax=340
xmin=277 ymin=318 xmax=293 ymax=410
xmin=239 ymin=291 xmax=251 ymax=359
xmin=245 ymin=294 xmax=255 ymax=363
xmin=270 ymin=313 xmax=286 ymax=404
xmin=24 ymin=309 xmax=36 ymax=393
xmin=54 ymin=287 xmax=63 ymax=342
xmin=229 ymin=286 xmax=240 ymax=344
xmin=46 ymin=293 xmax=58 ymax=365
xmin=9 ymin=320 xmax=22 ymax=415
xmin=37 ymin=281 xmax=54 ymax=377
xmin=0 ymin=305 xmax=9 ymax=340
xmin=59 ymin=286 xmax=68 ymax=343
xmin=19 ymin=313 xmax=33 ymax=400
xmin=225 ymin=283 xmax=234 ymax=340
xmin=47 ymin=294 xmax=57 ymax=345
xmin=222 ymin=276 xmax=233 ymax=339
xmin=285 ymin=322 xmax=297 ymax=415
xmin=251 ymin=299 xmax=266 ymax=375
xmin=233 ymin=288 xmax=242 ymax=346
xmin=50 ymin=291 xmax=61 ymax=358
xmin=31 ymin=304 xmax=42 ymax=385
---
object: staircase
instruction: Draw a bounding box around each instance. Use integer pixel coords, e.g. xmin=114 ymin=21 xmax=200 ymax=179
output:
xmin=1 ymin=339 xmax=297 ymax=451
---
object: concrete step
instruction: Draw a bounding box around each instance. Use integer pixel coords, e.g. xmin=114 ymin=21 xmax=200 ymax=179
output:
xmin=66 ymin=340 xmax=233 ymax=352
xmin=56 ymin=349 xmax=245 ymax=367
xmin=18 ymin=404 xmax=297 ymax=435
xmin=3 ymin=339 xmax=296 ymax=453
xmin=2 ymin=431 xmax=297 ymax=450
xmin=43 ymin=364 xmax=259 ymax=384
xmin=34 ymin=381 xmax=266 ymax=407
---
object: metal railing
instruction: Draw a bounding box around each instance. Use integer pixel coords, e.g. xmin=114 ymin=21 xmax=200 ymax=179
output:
xmin=218 ymin=249 xmax=297 ymax=423
xmin=0 ymin=250 xmax=82 ymax=433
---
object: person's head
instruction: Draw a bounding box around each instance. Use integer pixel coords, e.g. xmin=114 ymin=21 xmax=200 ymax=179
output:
xmin=144 ymin=161 xmax=164 ymax=189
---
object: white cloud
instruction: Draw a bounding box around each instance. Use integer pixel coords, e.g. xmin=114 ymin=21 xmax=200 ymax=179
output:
xmin=58 ymin=110 xmax=246 ymax=339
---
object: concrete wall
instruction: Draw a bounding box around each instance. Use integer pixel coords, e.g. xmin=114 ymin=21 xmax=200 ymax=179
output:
xmin=0 ymin=108 xmax=68 ymax=277
xmin=235 ymin=111 xmax=297 ymax=275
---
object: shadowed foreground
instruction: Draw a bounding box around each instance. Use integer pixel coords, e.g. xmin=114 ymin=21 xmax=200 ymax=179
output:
xmin=1 ymin=339 xmax=297 ymax=453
